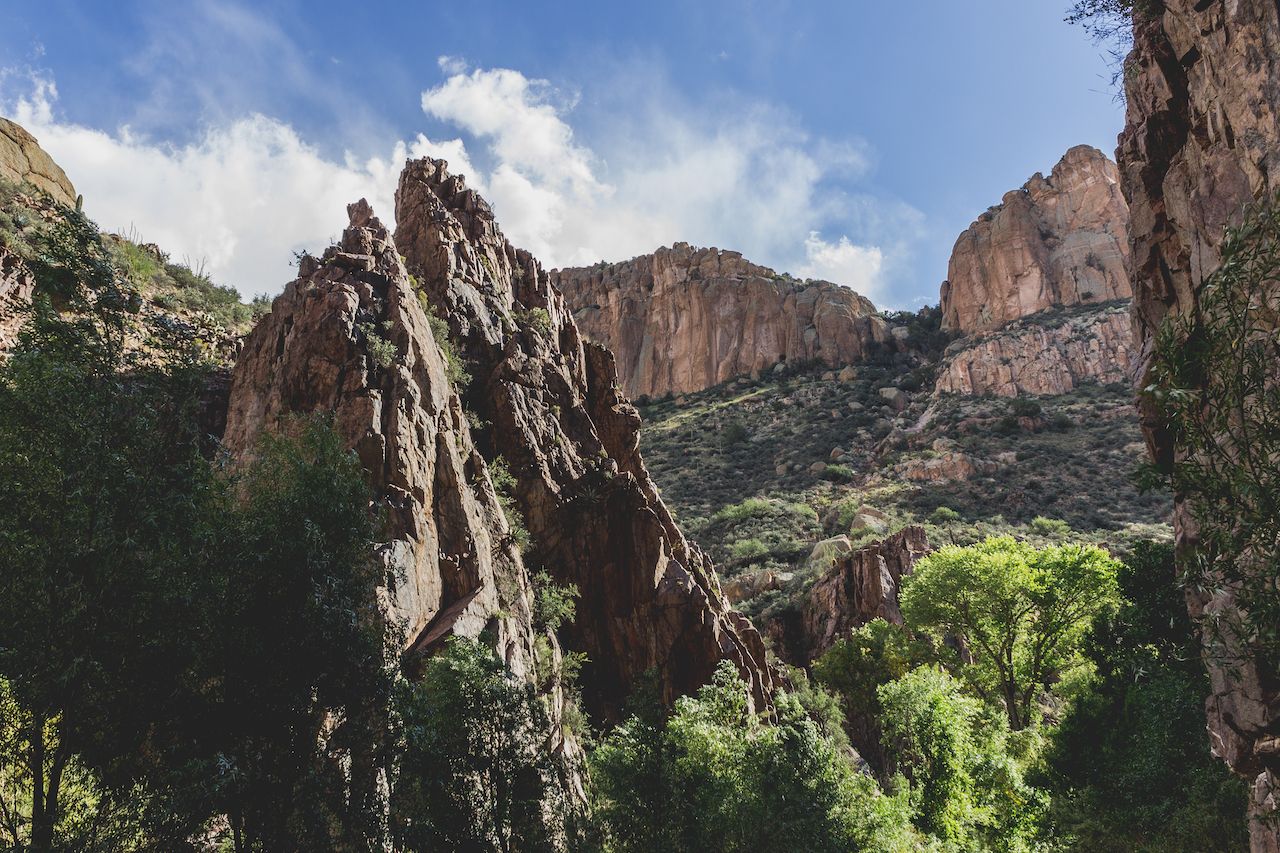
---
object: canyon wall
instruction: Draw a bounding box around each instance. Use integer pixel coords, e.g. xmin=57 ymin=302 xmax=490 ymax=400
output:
xmin=552 ymin=243 xmax=893 ymax=399
xmin=1118 ymin=1 xmax=1280 ymax=848
xmin=394 ymin=161 xmax=777 ymax=720
xmin=940 ymin=145 xmax=1131 ymax=334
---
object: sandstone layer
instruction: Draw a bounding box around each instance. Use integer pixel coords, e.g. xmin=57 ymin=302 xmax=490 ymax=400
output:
xmin=1119 ymin=2 xmax=1280 ymax=848
xmin=0 ymin=117 xmax=76 ymax=207
xmin=935 ymin=304 xmax=1135 ymax=396
xmin=394 ymin=161 xmax=776 ymax=720
xmin=940 ymin=145 xmax=1131 ymax=334
xmin=551 ymin=243 xmax=893 ymax=399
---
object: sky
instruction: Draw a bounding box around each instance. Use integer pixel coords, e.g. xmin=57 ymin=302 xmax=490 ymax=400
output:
xmin=0 ymin=1 xmax=1125 ymax=308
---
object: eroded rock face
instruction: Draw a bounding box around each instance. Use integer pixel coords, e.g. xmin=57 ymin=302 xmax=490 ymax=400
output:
xmin=393 ymin=160 xmax=776 ymax=720
xmin=935 ymin=305 xmax=1135 ymax=396
xmin=0 ymin=118 xmax=76 ymax=207
xmin=0 ymin=246 xmax=34 ymax=351
xmin=941 ymin=146 xmax=1131 ymax=334
xmin=551 ymin=243 xmax=893 ymax=399
xmin=1119 ymin=2 xmax=1280 ymax=847
xmin=798 ymin=526 xmax=930 ymax=663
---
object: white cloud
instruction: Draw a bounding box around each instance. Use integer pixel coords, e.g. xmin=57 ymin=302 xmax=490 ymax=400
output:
xmin=797 ymin=233 xmax=884 ymax=295
xmin=1 ymin=61 xmax=924 ymax=306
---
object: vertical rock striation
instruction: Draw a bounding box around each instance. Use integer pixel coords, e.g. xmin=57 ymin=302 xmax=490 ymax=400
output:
xmin=941 ymin=145 xmax=1131 ymax=335
xmin=1119 ymin=2 xmax=1280 ymax=847
xmin=551 ymin=243 xmax=893 ymax=399
xmin=394 ymin=160 xmax=777 ymax=720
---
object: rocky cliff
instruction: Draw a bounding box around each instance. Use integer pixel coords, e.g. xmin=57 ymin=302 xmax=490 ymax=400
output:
xmin=1119 ymin=1 xmax=1280 ymax=848
xmin=551 ymin=243 xmax=894 ymax=399
xmin=393 ymin=160 xmax=776 ymax=720
xmin=940 ymin=145 xmax=1131 ymax=335
xmin=798 ymin=526 xmax=930 ymax=662
xmin=0 ymin=118 xmax=76 ymax=208
xmin=934 ymin=303 xmax=1134 ymax=397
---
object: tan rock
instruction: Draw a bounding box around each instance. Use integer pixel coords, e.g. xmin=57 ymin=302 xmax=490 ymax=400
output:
xmin=934 ymin=304 xmax=1135 ymax=396
xmin=940 ymin=145 xmax=1130 ymax=334
xmin=898 ymin=451 xmax=997 ymax=483
xmin=838 ymin=365 xmax=859 ymax=382
xmin=1120 ymin=2 xmax=1280 ymax=845
xmin=0 ymin=118 xmax=76 ymax=207
xmin=551 ymin=244 xmax=895 ymax=398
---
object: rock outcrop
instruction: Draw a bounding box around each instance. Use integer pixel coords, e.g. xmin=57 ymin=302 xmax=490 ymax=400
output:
xmin=393 ymin=160 xmax=776 ymax=720
xmin=940 ymin=146 xmax=1131 ymax=335
xmin=798 ymin=526 xmax=930 ymax=663
xmin=935 ymin=304 xmax=1135 ymax=396
xmin=1119 ymin=2 xmax=1280 ymax=848
xmin=0 ymin=246 xmax=34 ymax=351
xmin=0 ymin=117 xmax=76 ymax=207
xmin=551 ymin=243 xmax=894 ymax=399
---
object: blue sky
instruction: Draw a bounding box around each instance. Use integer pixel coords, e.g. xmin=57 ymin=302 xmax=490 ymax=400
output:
xmin=0 ymin=1 xmax=1123 ymax=307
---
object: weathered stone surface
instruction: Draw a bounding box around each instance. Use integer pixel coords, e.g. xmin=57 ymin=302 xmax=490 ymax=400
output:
xmin=393 ymin=159 xmax=777 ymax=720
xmin=0 ymin=246 xmax=34 ymax=351
xmin=896 ymin=451 xmax=999 ymax=483
xmin=1119 ymin=2 xmax=1280 ymax=847
xmin=935 ymin=304 xmax=1136 ymax=396
xmin=940 ymin=146 xmax=1131 ymax=334
xmin=0 ymin=117 xmax=76 ymax=207
xmin=799 ymin=526 xmax=930 ymax=662
xmin=551 ymin=243 xmax=894 ymax=398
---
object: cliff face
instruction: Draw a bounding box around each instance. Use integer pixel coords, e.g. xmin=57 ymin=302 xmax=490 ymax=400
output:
xmin=551 ymin=243 xmax=893 ymax=399
xmin=393 ymin=161 xmax=776 ymax=720
xmin=1118 ymin=2 xmax=1280 ymax=847
xmin=941 ymin=145 xmax=1131 ymax=335
xmin=0 ymin=247 xmax=34 ymax=351
xmin=798 ymin=526 xmax=930 ymax=663
xmin=935 ymin=304 xmax=1135 ymax=397
xmin=0 ymin=118 xmax=76 ymax=208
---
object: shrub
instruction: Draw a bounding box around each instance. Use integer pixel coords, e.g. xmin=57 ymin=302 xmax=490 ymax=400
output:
xmin=532 ymin=570 xmax=579 ymax=633
xmin=1030 ymin=516 xmax=1072 ymax=536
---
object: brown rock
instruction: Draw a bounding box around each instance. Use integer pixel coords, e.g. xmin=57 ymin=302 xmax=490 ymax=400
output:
xmin=934 ymin=304 xmax=1135 ymax=396
xmin=1119 ymin=2 xmax=1280 ymax=847
xmin=798 ymin=526 xmax=930 ymax=662
xmin=0 ymin=118 xmax=76 ymax=207
xmin=551 ymin=244 xmax=894 ymax=398
xmin=393 ymin=159 xmax=777 ymax=720
xmin=898 ymin=451 xmax=998 ymax=483
xmin=940 ymin=146 xmax=1131 ymax=334
xmin=0 ymin=246 xmax=34 ymax=351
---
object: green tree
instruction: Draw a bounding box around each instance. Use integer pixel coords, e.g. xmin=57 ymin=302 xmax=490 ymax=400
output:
xmin=900 ymin=537 xmax=1122 ymax=730
xmin=390 ymin=637 xmax=569 ymax=853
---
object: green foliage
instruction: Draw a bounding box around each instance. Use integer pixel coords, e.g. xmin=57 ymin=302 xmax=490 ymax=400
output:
xmin=720 ymin=419 xmax=749 ymax=447
xmin=417 ymin=291 xmax=471 ymax=389
xmin=878 ymin=667 xmax=979 ymax=843
xmin=1037 ymin=541 xmax=1248 ymax=851
xmin=1029 ymin=516 xmax=1071 ymax=536
xmin=928 ymin=506 xmax=961 ymax=525
xmin=901 ymin=537 xmax=1122 ymax=729
xmin=357 ymin=320 xmax=399 ymax=368
xmin=1144 ymin=191 xmax=1280 ymax=677
xmin=820 ymin=463 xmax=854 ymax=483
xmin=533 ymin=570 xmax=580 ymax=633
xmin=391 ymin=637 xmax=571 ymax=852
xmin=489 ymin=455 xmax=532 ymax=554
xmin=516 ymin=306 xmax=553 ymax=336
xmin=1008 ymin=397 xmax=1042 ymax=419
xmin=589 ymin=661 xmax=916 ymax=853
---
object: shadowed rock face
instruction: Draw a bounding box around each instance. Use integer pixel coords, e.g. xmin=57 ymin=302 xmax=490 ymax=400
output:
xmin=393 ymin=159 xmax=777 ymax=721
xmin=551 ymin=243 xmax=893 ymax=399
xmin=1118 ymin=2 xmax=1280 ymax=848
xmin=940 ymin=146 xmax=1131 ymax=335
xmin=0 ymin=118 xmax=76 ymax=207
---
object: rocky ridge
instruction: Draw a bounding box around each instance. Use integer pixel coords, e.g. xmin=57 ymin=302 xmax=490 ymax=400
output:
xmin=393 ymin=160 xmax=777 ymax=720
xmin=0 ymin=118 xmax=76 ymax=208
xmin=940 ymin=145 xmax=1131 ymax=335
xmin=1119 ymin=1 xmax=1280 ymax=847
xmin=552 ymin=243 xmax=894 ymax=399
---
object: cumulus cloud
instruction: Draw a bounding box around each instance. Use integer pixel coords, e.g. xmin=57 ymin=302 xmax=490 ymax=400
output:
xmin=1 ymin=60 xmax=923 ymax=305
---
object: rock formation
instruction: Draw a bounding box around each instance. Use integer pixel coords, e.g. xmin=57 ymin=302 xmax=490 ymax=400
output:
xmin=935 ymin=304 xmax=1135 ymax=396
xmin=940 ymin=145 xmax=1131 ymax=335
xmin=1119 ymin=2 xmax=1280 ymax=848
xmin=798 ymin=526 xmax=930 ymax=662
xmin=0 ymin=117 xmax=76 ymax=207
xmin=0 ymin=247 xmax=34 ymax=351
xmin=393 ymin=160 xmax=776 ymax=720
xmin=551 ymin=243 xmax=894 ymax=399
